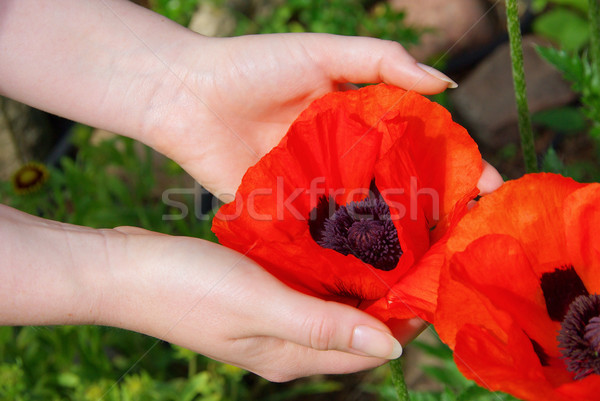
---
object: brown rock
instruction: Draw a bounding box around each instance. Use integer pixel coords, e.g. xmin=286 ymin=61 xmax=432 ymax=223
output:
xmin=390 ymin=0 xmax=495 ymax=61
xmin=449 ymin=35 xmax=577 ymax=148
xmin=188 ymin=2 xmax=236 ymax=37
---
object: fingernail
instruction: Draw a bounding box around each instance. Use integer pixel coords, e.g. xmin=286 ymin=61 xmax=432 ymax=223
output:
xmin=351 ymin=325 xmax=403 ymax=359
xmin=417 ymin=63 xmax=458 ymax=89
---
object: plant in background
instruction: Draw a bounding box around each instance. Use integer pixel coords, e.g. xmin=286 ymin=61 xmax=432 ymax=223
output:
xmin=532 ymin=0 xmax=591 ymax=53
xmin=149 ymin=0 xmax=200 ymax=26
xmin=231 ymin=0 xmax=420 ymax=46
xmin=536 ymin=44 xmax=600 ymax=139
xmin=533 ymin=0 xmax=600 ymax=180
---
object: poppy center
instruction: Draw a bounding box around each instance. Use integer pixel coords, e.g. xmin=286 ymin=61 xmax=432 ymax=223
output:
xmin=317 ymin=196 xmax=402 ymax=271
xmin=558 ymin=294 xmax=600 ymax=380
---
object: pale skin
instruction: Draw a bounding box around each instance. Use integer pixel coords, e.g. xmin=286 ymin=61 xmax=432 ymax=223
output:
xmin=0 ymin=0 xmax=504 ymax=381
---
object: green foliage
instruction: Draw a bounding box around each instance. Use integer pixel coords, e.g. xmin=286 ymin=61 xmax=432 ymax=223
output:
xmin=232 ymin=0 xmax=420 ymax=46
xmin=533 ymin=8 xmax=590 ymax=52
xmin=407 ymin=333 xmax=522 ymax=401
xmin=532 ymin=0 xmax=591 ymax=53
xmin=0 ymin=325 xmax=255 ymax=400
xmin=533 ymin=0 xmax=589 ymax=13
xmin=0 ymin=125 xmax=216 ymax=239
xmin=149 ymin=0 xmax=200 ymax=26
xmin=541 ymin=146 xmax=567 ymax=174
xmin=536 ymin=46 xmax=600 ymax=138
xmin=541 ymin=146 xmax=600 ymax=181
xmin=532 ymin=106 xmax=587 ymax=133
xmin=363 ymin=331 xmax=521 ymax=401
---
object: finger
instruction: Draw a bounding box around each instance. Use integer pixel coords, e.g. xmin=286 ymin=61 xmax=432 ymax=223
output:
xmin=230 ymin=337 xmax=388 ymax=382
xmin=113 ymin=226 xmax=164 ymax=236
xmin=245 ymin=276 xmax=403 ymax=360
xmin=477 ymin=160 xmax=504 ymax=195
xmin=306 ymin=34 xmax=457 ymax=95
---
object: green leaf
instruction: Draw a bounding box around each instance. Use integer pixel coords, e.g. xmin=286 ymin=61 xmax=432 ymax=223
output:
xmin=536 ymin=46 xmax=586 ymax=90
xmin=412 ymin=339 xmax=454 ymax=360
xmin=534 ymin=0 xmax=589 ymax=12
xmin=410 ymin=392 xmax=445 ymax=401
xmin=542 ymin=147 xmax=567 ymax=174
xmin=441 ymin=387 xmax=459 ymax=401
xmin=532 ymin=106 xmax=587 ymax=132
xmin=533 ymin=8 xmax=590 ymax=52
xmin=422 ymin=364 xmax=471 ymax=391
xmin=556 ymin=0 xmax=589 ymax=12
xmin=56 ymin=372 xmax=80 ymax=388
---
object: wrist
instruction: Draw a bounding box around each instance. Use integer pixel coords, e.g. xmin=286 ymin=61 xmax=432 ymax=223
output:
xmin=0 ymin=205 xmax=117 ymax=326
xmin=92 ymin=229 xmax=188 ymax=337
xmin=136 ymin=33 xmax=217 ymax=155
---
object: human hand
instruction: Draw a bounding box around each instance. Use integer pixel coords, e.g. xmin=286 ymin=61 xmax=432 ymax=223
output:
xmin=103 ymin=160 xmax=504 ymax=379
xmin=144 ymin=33 xmax=459 ymax=199
xmin=139 ymin=31 xmax=504 ymax=352
xmin=100 ymin=226 xmax=402 ymax=381
xmin=0 ymin=1 xmax=501 ymax=199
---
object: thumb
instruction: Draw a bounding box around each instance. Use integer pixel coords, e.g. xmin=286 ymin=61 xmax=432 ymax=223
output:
xmin=304 ymin=34 xmax=457 ymax=95
xmin=254 ymin=280 xmax=403 ymax=360
xmin=477 ymin=160 xmax=504 ymax=196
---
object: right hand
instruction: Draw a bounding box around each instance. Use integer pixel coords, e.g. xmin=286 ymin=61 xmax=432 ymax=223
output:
xmin=100 ymin=226 xmax=402 ymax=381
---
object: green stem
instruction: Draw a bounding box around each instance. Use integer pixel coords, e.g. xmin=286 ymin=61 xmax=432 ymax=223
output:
xmin=390 ymin=358 xmax=410 ymax=401
xmin=505 ymin=0 xmax=538 ymax=173
xmin=589 ymin=0 xmax=600 ymax=81
xmin=188 ymin=355 xmax=197 ymax=378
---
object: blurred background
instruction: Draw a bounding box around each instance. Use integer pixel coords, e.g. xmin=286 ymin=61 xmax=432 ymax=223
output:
xmin=0 ymin=0 xmax=597 ymax=399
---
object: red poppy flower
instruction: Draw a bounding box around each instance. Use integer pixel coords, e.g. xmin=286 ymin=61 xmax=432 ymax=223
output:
xmin=212 ymin=84 xmax=482 ymax=322
xmin=434 ymin=173 xmax=600 ymax=401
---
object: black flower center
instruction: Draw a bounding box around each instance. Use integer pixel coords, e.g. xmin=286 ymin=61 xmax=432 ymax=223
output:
xmin=558 ymin=294 xmax=600 ymax=380
xmin=314 ymin=196 xmax=402 ymax=271
xmin=540 ymin=266 xmax=600 ymax=379
xmin=541 ymin=266 xmax=589 ymax=322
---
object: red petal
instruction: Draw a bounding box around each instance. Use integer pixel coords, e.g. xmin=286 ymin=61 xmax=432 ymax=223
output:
xmin=454 ymin=324 xmax=566 ymax=401
xmin=564 ymin=184 xmax=600 ymax=293
xmin=366 ymin=238 xmax=446 ymax=321
xmin=445 ymin=235 xmax=560 ymax=354
xmin=446 ymin=173 xmax=586 ymax=275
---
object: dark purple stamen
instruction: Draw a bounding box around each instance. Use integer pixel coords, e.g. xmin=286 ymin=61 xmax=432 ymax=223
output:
xmin=316 ymin=196 xmax=402 ymax=271
xmin=558 ymin=294 xmax=600 ymax=380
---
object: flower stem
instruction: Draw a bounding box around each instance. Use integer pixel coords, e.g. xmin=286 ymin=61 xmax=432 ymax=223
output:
xmin=390 ymin=358 xmax=410 ymax=401
xmin=188 ymin=355 xmax=197 ymax=378
xmin=589 ymin=0 xmax=600 ymax=81
xmin=505 ymin=0 xmax=538 ymax=173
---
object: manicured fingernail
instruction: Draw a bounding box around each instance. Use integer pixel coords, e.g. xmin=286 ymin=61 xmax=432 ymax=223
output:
xmin=417 ymin=63 xmax=458 ymax=89
xmin=352 ymin=325 xmax=403 ymax=359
